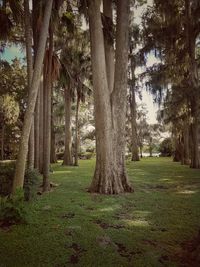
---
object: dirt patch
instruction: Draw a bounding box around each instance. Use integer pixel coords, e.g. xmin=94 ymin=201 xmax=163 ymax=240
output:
xmin=174 ymin=230 xmax=200 ymax=267
xmin=0 ymin=221 xmax=12 ymax=232
xmin=142 ymin=239 xmax=157 ymax=247
xmin=115 ymin=242 xmax=137 ymax=262
xmin=94 ymin=219 xmax=124 ymax=229
xmin=68 ymin=243 xmax=86 ymax=265
xmin=97 ymin=235 xmax=112 ymax=248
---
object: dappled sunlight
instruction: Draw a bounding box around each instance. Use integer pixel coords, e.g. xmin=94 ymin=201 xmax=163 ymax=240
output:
xmin=99 ymin=207 xmax=114 ymax=212
xmin=53 ymin=170 xmax=72 ymax=174
xmin=124 ymin=219 xmax=150 ymax=227
xmin=177 ymin=190 xmax=197 ymax=195
xmin=159 ymin=178 xmax=172 ymax=182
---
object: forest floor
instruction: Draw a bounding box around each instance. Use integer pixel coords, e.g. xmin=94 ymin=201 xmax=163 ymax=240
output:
xmin=0 ymin=158 xmax=200 ymax=267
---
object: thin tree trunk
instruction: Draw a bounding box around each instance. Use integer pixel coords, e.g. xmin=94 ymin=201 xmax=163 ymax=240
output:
xmin=39 ymin=80 xmax=44 ymax=173
xmin=34 ymin=93 xmax=40 ymax=169
xmin=1 ymin=123 xmax=5 ymax=160
xmin=130 ymin=58 xmax=139 ymax=161
xmin=50 ymin=96 xmax=57 ymax=163
xmin=63 ymin=87 xmax=73 ymax=165
xmin=74 ymin=96 xmax=80 ymax=166
xmin=183 ymin=122 xmax=190 ymax=165
xmin=24 ymin=0 xmax=34 ymax=170
xmin=12 ymin=0 xmax=53 ymax=193
xmin=43 ymin=26 xmax=53 ymax=192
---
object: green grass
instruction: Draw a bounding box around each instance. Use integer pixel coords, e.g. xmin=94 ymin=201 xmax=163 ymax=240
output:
xmin=0 ymin=157 xmax=200 ymax=267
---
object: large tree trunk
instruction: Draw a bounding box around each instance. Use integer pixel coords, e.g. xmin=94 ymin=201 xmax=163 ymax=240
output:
xmin=74 ymin=96 xmax=80 ymax=166
xmin=111 ymin=0 xmax=133 ymax=192
xmin=12 ymin=0 xmax=53 ymax=193
xmin=103 ymin=0 xmax=114 ymax=93
xmin=43 ymin=26 xmax=53 ymax=192
xmin=88 ymin=0 xmax=133 ymax=194
xmin=63 ymin=87 xmax=73 ymax=166
xmin=24 ymin=0 xmax=34 ymax=170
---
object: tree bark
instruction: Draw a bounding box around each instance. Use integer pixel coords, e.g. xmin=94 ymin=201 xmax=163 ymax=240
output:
xmin=130 ymin=58 xmax=139 ymax=161
xmin=39 ymin=80 xmax=44 ymax=173
xmin=111 ymin=0 xmax=133 ymax=192
xmin=63 ymin=87 xmax=73 ymax=165
xmin=34 ymin=93 xmax=40 ymax=169
xmin=12 ymin=0 xmax=53 ymax=193
xmin=74 ymin=96 xmax=80 ymax=166
xmin=1 ymin=123 xmax=5 ymax=160
xmin=43 ymin=25 xmax=53 ymax=192
xmin=24 ymin=0 xmax=34 ymax=170
xmin=50 ymin=96 xmax=57 ymax=163
xmin=103 ymin=0 xmax=114 ymax=93
xmin=88 ymin=0 xmax=133 ymax=194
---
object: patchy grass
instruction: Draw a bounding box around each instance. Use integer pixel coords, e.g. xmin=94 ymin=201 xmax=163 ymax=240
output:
xmin=0 ymin=157 xmax=200 ymax=267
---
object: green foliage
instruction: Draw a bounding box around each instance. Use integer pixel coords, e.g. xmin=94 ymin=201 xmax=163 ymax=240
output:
xmin=24 ymin=169 xmax=40 ymax=201
xmin=0 ymin=189 xmax=26 ymax=226
xmin=159 ymin=137 xmax=173 ymax=156
xmin=0 ymin=162 xmax=15 ymax=196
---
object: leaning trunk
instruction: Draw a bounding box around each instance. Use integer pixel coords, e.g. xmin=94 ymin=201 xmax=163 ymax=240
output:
xmin=12 ymin=0 xmax=53 ymax=193
xmin=24 ymin=0 xmax=34 ymax=170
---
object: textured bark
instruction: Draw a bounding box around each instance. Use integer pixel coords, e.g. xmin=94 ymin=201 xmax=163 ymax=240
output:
xmin=130 ymin=58 xmax=139 ymax=161
xmin=1 ymin=123 xmax=5 ymax=160
xmin=43 ymin=26 xmax=53 ymax=192
xmin=183 ymin=123 xmax=190 ymax=165
xmin=50 ymin=97 xmax=57 ymax=163
xmin=88 ymin=0 xmax=133 ymax=194
xmin=185 ymin=0 xmax=200 ymax=168
xmin=24 ymin=0 xmax=34 ymax=170
xmin=63 ymin=87 xmax=73 ymax=166
xmin=12 ymin=0 xmax=53 ymax=193
xmin=39 ymin=81 xmax=44 ymax=173
xmin=190 ymin=97 xmax=200 ymax=168
xmin=74 ymin=97 xmax=80 ymax=166
xmin=111 ymin=0 xmax=133 ymax=192
xmin=103 ymin=0 xmax=114 ymax=93
xmin=34 ymin=94 xmax=40 ymax=169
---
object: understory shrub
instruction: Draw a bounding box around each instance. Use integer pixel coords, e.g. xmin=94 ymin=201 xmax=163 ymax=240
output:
xmin=0 ymin=189 xmax=27 ymax=226
xmin=0 ymin=163 xmax=15 ymax=196
xmin=24 ymin=168 xmax=40 ymax=201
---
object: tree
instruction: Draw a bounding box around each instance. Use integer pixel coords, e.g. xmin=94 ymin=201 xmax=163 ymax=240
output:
xmin=87 ymin=0 xmax=133 ymax=194
xmin=12 ymin=0 xmax=54 ymax=193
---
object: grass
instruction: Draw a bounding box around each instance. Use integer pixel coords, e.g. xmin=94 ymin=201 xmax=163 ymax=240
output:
xmin=0 ymin=157 xmax=200 ymax=267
